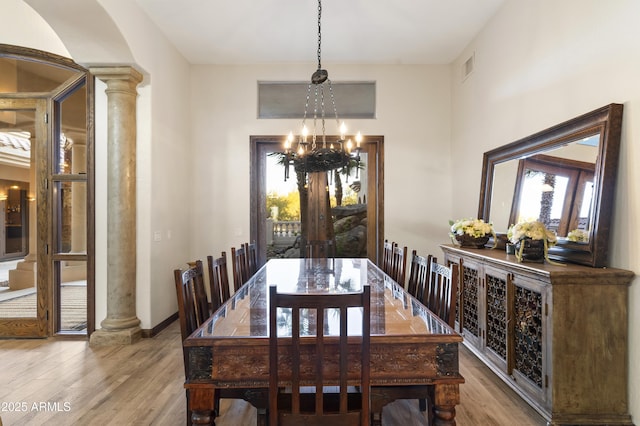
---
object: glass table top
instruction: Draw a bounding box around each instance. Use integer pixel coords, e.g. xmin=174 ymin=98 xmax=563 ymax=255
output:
xmin=193 ymin=258 xmax=457 ymax=339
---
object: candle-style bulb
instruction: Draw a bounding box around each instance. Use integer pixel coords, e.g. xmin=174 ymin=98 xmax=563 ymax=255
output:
xmin=340 ymin=122 xmax=347 ymax=139
xmin=355 ymin=131 xmax=363 ymax=147
xmin=285 ymin=131 xmax=293 ymax=151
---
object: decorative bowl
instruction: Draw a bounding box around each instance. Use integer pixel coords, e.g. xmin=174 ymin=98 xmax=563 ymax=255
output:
xmin=455 ymin=234 xmax=490 ymax=249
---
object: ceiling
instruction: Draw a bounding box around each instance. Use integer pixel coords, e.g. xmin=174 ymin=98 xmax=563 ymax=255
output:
xmin=134 ymin=0 xmax=505 ymax=65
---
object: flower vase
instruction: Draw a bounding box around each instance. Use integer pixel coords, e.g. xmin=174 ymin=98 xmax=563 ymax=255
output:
xmin=515 ymin=238 xmax=545 ymax=263
xmin=455 ymin=234 xmax=490 ymax=249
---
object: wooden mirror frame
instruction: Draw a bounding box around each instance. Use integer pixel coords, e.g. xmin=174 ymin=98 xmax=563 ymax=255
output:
xmin=478 ymin=103 xmax=623 ymax=267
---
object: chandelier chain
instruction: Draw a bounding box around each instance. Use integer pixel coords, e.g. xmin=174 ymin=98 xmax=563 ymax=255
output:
xmin=317 ymin=0 xmax=322 ymax=70
xmin=321 ymin=86 xmax=326 ymax=146
xmin=281 ymin=0 xmax=362 ymax=178
xmin=328 ymin=82 xmax=340 ymax=129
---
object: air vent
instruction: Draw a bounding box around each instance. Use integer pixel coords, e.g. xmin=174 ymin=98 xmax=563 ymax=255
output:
xmin=462 ymin=53 xmax=475 ymax=81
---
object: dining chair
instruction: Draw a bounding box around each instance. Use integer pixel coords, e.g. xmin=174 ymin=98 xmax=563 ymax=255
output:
xmin=173 ymin=260 xmax=209 ymax=425
xmin=268 ymin=284 xmax=371 ymax=426
xmin=231 ymin=245 xmax=250 ymax=292
xmin=207 ymin=251 xmax=231 ymax=312
xmin=389 ymin=243 xmax=408 ymax=286
xmin=174 ymin=260 xmax=209 ymax=343
xmin=423 ymin=259 xmax=459 ymax=328
xmin=244 ymin=241 xmax=259 ymax=276
xmin=405 ymin=250 xmax=436 ymax=414
xmin=406 ymin=250 xmax=435 ymax=301
xmin=381 ymin=239 xmax=394 ymax=274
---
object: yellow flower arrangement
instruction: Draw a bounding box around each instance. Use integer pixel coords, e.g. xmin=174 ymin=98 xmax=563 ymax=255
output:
xmin=449 ymin=218 xmax=496 ymax=248
xmin=507 ymin=220 xmax=563 ymax=264
xmin=508 ymin=220 xmax=557 ymax=245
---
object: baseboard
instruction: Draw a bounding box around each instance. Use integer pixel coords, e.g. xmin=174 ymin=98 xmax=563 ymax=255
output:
xmin=141 ymin=312 xmax=178 ymax=338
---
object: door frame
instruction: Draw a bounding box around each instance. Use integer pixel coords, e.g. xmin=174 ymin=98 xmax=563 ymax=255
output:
xmin=249 ymin=135 xmax=384 ymax=266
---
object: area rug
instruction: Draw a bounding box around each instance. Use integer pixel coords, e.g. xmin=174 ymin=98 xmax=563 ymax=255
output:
xmin=0 ymin=285 xmax=87 ymax=331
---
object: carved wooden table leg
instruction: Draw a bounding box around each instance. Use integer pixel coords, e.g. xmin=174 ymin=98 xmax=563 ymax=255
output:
xmin=191 ymin=409 xmax=214 ymax=425
xmin=432 ymin=383 xmax=459 ymax=426
xmin=256 ymin=408 xmax=267 ymax=426
xmin=190 ymin=388 xmax=216 ymax=425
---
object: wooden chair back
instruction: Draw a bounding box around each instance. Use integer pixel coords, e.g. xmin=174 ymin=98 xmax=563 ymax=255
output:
xmin=269 ymin=284 xmax=371 ymax=426
xmin=381 ymin=239 xmax=394 ymax=274
xmin=406 ymin=250 xmax=435 ymax=301
xmin=245 ymin=241 xmax=259 ymax=276
xmin=173 ymin=260 xmax=209 ymax=343
xmin=207 ymin=251 xmax=231 ymax=312
xmin=389 ymin=244 xmax=408 ymax=286
xmin=231 ymin=245 xmax=250 ymax=292
xmin=424 ymin=260 xmax=459 ymax=327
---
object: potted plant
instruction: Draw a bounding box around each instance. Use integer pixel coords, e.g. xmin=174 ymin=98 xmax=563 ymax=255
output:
xmin=507 ymin=220 xmax=561 ymax=264
xmin=449 ymin=218 xmax=496 ymax=249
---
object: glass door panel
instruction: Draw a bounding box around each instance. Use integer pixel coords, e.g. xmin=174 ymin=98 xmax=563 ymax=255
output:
xmin=52 ymin=76 xmax=89 ymax=336
xmin=0 ymin=99 xmax=47 ymax=337
xmin=54 ymin=180 xmax=87 ymax=333
xmin=55 ymin=259 xmax=87 ymax=333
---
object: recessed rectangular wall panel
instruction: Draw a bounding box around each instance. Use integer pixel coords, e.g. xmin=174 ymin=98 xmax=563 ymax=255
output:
xmin=258 ymin=81 xmax=376 ymax=119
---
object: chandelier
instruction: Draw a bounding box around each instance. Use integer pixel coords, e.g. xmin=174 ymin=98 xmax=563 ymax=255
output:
xmin=283 ymin=0 xmax=362 ymax=180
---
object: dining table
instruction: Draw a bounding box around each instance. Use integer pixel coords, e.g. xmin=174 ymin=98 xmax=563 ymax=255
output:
xmin=183 ymin=257 xmax=464 ymax=425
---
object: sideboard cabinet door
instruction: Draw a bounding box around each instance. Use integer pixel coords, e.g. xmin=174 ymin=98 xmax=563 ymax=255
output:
xmin=510 ymin=273 xmax=549 ymax=408
xmin=482 ymin=265 xmax=510 ymax=374
xmin=446 ymin=253 xmax=482 ymax=348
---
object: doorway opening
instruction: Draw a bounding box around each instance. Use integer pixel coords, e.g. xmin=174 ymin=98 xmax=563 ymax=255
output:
xmin=250 ymin=136 xmax=384 ymax=266
xmin=0 ymin=46 xmax=94 ymax=338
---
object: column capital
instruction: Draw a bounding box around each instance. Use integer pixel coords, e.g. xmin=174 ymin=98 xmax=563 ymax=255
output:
xmin=90 ymin=66 xmax=143 ymax=86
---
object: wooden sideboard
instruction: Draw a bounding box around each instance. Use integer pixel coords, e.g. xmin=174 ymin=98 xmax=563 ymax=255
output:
xmin=441 ymin=244 xmax=634 ymax=426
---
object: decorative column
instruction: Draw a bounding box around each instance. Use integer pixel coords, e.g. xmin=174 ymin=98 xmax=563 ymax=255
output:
xmin=90 ymin=67 xmax=143 ymax=345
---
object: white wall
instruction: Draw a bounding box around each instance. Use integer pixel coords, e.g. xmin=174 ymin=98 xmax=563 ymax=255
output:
xmin=451 ymin=0 xmax=640 ymax=418
xmin=189 ymin=63 xmax=452 ymax=264
xmin=1 ymin=0 xmax=69 ymax=57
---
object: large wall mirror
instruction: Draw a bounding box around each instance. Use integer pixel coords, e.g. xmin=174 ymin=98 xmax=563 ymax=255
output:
xmin=478 ymin=104 xmax=623 ymax=267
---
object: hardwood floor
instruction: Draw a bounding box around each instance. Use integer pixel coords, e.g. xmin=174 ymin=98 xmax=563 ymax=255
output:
xmin=0 ymin=320 xmax=546 ymax=426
